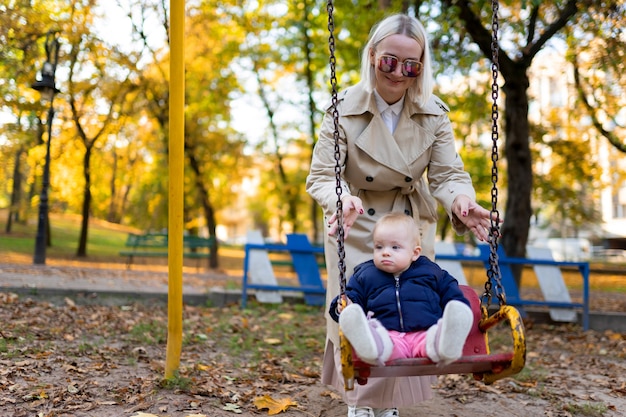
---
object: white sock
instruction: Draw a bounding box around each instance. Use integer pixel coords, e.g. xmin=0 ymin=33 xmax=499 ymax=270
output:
xmin=367 ymin=312 xmax=393 ymax=364
xmin=339 ymin=304 xmax=392 ymax=365
xmin=436 ymin=300 xmax=474 ymax=364
xmin=425 ymin=323 xmax=441 ymax=362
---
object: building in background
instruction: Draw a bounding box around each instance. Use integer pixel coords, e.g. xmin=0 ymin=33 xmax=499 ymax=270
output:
xmin=527 ymin=49 xmax=626 ymax=259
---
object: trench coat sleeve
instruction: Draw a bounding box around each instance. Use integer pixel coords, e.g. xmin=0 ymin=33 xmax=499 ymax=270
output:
xmin=306 ymin=103 xmax=350 ymax=219
xmin=423 ymin=99 xmax=476 ymax=235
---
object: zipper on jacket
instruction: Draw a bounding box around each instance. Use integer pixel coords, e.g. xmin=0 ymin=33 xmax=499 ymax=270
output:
xmin=395 ymin=276 xmax=405 ymax=331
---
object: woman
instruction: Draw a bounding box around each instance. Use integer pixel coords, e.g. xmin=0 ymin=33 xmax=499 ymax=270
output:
xmin=306 ymin=13 xmax=493 ymax=417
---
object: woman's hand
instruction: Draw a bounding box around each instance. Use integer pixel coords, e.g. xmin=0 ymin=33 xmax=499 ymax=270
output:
xmin=452 ymin=195 xmax=499 ymax=242
xmin=327 ymin=196 xmax=364 ymax=238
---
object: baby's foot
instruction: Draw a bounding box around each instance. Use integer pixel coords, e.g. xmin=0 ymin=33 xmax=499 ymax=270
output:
xmin=339 ymin=304 xmax=392 ymax=365
xmin=436 ymin=300 xmax=473 ymax=364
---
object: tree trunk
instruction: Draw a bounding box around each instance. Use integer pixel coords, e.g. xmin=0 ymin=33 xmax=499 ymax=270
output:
xmin=77 ymin=146 xmax=92 ymax=257
xmin=186 ymin=150 xmax=219 ymax=269
xmin=500 ymin=69 xmax=533 ymax=285
xmin=5 ymin=147 xmax=24 ymax=233
xmin=107 ymin=146 xmax=118 ymax=223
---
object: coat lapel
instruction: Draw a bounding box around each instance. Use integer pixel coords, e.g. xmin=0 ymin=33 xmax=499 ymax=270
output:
xmin=353 ymin=106 xmax=435 ymax=176
xmin=340 ymin=83 xmax=442 ymax=177
xmin=354 ymin=114 xmax=408 ymax=174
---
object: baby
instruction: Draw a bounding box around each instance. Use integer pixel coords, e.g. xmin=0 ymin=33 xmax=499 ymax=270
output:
xmin=330 ymin=212 xmax=474 ymax=365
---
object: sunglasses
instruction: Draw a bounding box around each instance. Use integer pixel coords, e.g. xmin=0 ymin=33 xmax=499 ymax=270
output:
xmin=377 ymin=55 xmax=423 ymax=77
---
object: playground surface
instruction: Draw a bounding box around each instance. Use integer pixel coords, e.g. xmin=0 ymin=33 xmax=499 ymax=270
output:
xmin=0 ymin=262 xmax=625 ymax=416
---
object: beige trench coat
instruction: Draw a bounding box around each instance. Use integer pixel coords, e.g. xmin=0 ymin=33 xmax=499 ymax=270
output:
xmin=306 ymin=82 xmax=477 ymax=407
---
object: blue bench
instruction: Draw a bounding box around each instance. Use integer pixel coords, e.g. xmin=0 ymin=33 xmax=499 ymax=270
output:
xmin=120 ymin=233 xmax=214 ymax=269
xmin=241 ymin=234 xmax=326 ymax=308
xmin=436 ymin=245 xmax=590 ymax=330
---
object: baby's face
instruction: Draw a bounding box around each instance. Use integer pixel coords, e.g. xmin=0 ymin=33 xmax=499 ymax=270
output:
xmin=373 ymin=223 xmax=420 ymax=275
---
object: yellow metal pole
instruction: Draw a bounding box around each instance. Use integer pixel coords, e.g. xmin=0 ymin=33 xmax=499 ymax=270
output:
xmin=165 ymin=0 xmax=185 ymax=379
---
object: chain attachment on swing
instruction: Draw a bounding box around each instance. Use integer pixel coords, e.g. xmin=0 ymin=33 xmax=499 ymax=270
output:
xmin=483 ymin=0 xmax=506 ymax=309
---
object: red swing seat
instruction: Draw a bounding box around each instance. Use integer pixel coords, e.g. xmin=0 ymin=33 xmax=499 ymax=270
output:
xmin=350 ymin=285 xmax=526 ymax=385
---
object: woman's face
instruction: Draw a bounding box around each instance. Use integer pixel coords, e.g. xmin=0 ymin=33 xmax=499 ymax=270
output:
xmin=370 ymin=34 xmax=423 ymax=104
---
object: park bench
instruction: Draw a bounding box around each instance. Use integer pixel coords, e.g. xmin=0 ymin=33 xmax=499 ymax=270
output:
xmin=241 ymin=233 xmax=326 ymax=308
xmin=120 ymin=233 xmax=214 ymax=269
xmin=269 ymin=253 xmax=326 ymax=269
xmin=435 ymin=244 xmax=590 ymax=330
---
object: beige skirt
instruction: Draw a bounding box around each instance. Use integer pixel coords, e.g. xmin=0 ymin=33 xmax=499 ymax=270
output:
xmin=321 ymin=338 xmax=435 ymax=408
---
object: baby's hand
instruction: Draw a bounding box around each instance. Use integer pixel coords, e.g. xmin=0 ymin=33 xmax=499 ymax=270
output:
xmin=336 ymin=296 xmax=353 ymax=315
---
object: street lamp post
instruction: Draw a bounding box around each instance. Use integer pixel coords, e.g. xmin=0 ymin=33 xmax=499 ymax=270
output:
xmin=32 ymin=31 xmax=60 ymax=265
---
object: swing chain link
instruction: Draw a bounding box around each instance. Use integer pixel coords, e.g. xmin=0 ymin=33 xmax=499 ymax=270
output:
xmin=484 ymin=0 xmax=506 ymax=308
xmin=326 ymin=0 xmax=347 ymax=295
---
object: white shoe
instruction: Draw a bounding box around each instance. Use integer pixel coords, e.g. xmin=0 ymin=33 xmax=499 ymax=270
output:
xmin=339 ymin=304 xmax=393 ymax=365
xmin=348 ymin=405 xmax=374 ymax=417
xmin=436 ymin=300 xmax=474 ymax=364
xmin=374 ymin=408 xmax=399 ymax=417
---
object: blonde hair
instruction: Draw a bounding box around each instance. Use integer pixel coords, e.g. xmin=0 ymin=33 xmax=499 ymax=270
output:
xmin=374 ymin=212 xmax=421 ymax=245
xmin=360 ymin=13 xmax=434 ymax=107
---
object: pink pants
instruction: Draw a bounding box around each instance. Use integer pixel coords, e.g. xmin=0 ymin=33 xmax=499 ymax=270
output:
xmin=386 ymin=330 xmax=428 ymax=362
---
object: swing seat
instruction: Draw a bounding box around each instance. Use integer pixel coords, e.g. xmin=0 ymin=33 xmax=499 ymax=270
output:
xmin=348 ymin=286 xmax=526 ymax=386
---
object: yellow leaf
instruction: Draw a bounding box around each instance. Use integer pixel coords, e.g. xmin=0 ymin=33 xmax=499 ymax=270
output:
xmin=253 ymin=395 xmax=298 ymax=415
xmin=129 ymin=413 xmax=160 ymax=417
xmin=196 ymin=363 xmax=211 ymax=371
xmin=607 ymin=332 xmax=623 ymax=341
xmin=264 ymin=338 xmax=282 ymax=345
xmin=185 ymin=414 xmax=208 ymax=417
xmin=278 ymin=313 xmax=293 ymax=320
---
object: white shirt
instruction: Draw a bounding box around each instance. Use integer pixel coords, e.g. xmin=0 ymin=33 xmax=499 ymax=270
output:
xmin=374 ymin=90 xmax=405 ymax=134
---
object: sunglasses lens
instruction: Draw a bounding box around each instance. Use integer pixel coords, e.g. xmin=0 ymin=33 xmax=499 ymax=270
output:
xmin=378 ymin=56 xmax=398 ymax=73
xmin=378 ymin=55 xmax=421 ymax=77
xmin=402 ymin=60 xmax=421 ymax=77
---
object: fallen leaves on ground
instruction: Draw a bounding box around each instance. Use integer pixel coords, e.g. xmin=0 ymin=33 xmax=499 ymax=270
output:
xmin=0 ymin=292 xmax=325 ymax=416
xmin=130 ymin=413 xmax=209 ymax=417
xmin=0 ymin=291 xmax=625 ymax=416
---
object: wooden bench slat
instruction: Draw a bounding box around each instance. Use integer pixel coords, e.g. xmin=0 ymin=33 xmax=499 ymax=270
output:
xmin=241 ymin=233 xmax=326 ymax=307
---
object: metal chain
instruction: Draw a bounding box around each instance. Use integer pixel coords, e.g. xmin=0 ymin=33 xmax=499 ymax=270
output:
xmin=484 ymin=0 xmax=506 ymax=308
xmin=326 ymin=0 xmax=347 ymax=296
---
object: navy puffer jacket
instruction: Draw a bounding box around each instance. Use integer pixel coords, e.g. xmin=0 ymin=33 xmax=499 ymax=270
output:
xmin=329 ymin=257 xmax=469 ymax=332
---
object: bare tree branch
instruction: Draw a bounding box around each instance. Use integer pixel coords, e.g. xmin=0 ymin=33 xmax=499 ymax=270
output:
xmin=572 ymin=55 xmax=626 ymax=153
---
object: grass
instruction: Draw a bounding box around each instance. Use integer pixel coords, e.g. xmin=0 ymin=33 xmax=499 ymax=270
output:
xmin=161 ymin=371 xmax=192 ymax=391
xmin=0 ymin=211 xmax=136 ymax=262
xmin=563 ymin=402 xmax=609 ymax=416
xmin=129 ymin=320 xmax=168 ymax=345
xmin=513 ymin=363 xmax=549 ymax=383
xmin=0 ymin=210 xmax=246 ymax=272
